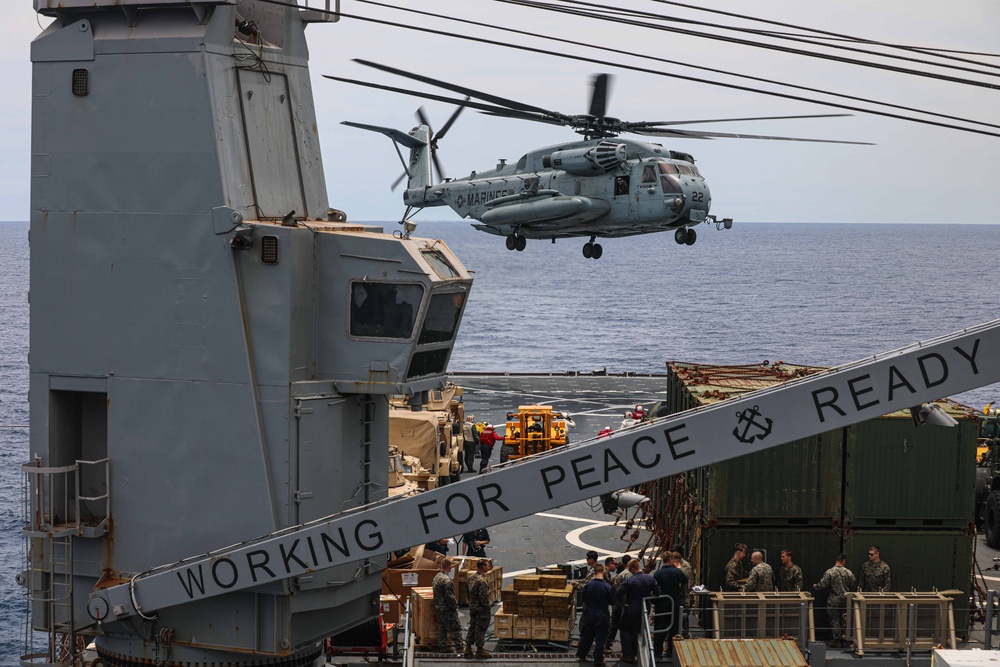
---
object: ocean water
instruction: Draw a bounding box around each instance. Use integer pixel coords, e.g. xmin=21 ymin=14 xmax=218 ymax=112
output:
xmin=0 ymin=219 xmax=997 ymax=660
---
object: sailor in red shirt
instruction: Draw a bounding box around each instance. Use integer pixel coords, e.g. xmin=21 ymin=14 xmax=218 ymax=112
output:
xmin=478 ymin=424 xmax=504 ymax=473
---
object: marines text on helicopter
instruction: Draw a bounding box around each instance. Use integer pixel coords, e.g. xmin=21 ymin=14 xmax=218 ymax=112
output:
xmin=329 ymin=60 xmax=870 ymax=259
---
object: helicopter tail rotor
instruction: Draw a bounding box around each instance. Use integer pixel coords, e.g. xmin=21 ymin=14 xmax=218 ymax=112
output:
xmin=390 ymin=97 xmax=469 ymax=190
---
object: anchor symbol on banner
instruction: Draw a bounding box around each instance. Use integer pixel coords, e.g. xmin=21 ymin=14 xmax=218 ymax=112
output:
xmin=733 ymin=405 xmax=773 ymax=444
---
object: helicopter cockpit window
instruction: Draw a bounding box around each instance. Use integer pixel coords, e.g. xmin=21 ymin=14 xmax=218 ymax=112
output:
xmin=350 ymin=282 xmax=423 ymax=339
xmin=516 ymin=154 xmax=528 ymax=170
xmin=641 ymin=165 xmax=658 ymax=184
xmin=658 ymin=163 xmax=679 ymax=175
xmin=677 ymin=164 xmax=695 ymax=176
xmin=417 ymin=291 xmax=466 ymax=345
xmin=421 ymin=249 xmax=459 ymax=279
xmin=614 ymin=175 xmax=630 ymax=196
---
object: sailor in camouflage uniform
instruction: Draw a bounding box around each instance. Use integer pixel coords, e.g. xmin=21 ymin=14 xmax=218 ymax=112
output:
xmin=859 ymin=546 xmax=891 ymax=592
xmin=433 ymin=558 xmax=464 ymax=652
xmin=724 ymin=543 xmax=748 ymax=591
xmin=777 ymin=549 xmax=803 ymax=592
xmin=742 ymin=550 xmax=774 ymax=592
xmin=464 ymin=559 xmax=493 ymax=659
xmin=813 ymin=553 xmax=857 ymax=647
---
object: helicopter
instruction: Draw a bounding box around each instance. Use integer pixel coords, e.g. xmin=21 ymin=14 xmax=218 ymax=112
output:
xmin=328 ymin=60 xmax=870 ymax=259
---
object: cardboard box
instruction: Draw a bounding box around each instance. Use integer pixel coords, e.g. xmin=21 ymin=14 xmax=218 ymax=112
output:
xmin=530 ymin=626 xmax=550 ymax=640
xmin=380 ymin=595 xmax=401 ymax=625
xmin=381 ymin=568 xmax=444 ymax=596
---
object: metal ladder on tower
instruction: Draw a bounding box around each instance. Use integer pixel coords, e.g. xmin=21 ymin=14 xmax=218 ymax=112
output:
xmin=48 ymin=534 xmax=78 ymax=666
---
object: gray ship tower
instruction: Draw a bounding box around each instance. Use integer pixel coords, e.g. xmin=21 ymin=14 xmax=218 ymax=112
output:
xmin=22 ymin=1 xmax=472 ymax=665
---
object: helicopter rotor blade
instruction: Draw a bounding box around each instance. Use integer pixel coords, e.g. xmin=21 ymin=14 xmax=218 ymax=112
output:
xmin=435 ymin=97 xmax=469 ymax=142
xmin=627 ymin=113 xmax=854 ymax=129
xmin=325 ymin=75 xmax=530 ymax=118
xmin=353 ymin=59 xmax=570 ymax=123
xmin=589 ymin=73 xmax=611 ymax=119
xmin=415 ymin=106 xmax=435 ymax=137
xmin=633 ymin=127 xmax=874 ymax=144
xmin=390 ymin=171 xmax=408 ymax=191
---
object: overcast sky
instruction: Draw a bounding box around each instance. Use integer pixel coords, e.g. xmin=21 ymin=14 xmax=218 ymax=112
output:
xmin=2 ymin=1 xmax=998 ymax=223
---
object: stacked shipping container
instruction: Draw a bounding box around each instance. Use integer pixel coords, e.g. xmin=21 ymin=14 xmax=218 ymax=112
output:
xmin=655 ymin=361 xmax=978 ymax=636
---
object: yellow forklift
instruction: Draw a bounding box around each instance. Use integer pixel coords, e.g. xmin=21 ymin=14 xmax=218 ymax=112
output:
xmin=500 ymin=404 xmax=572 ymax=462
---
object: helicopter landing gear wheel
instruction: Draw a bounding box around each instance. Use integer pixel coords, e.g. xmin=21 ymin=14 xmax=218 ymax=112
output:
xmin=582 ymin=242 xmax=593 ymax=258
xmin=591 ymin=243 xmax=603 ymax=259
xmin=674 ymin=227 xmax=689 ymax=245
xmin=515 ymin=235 xmax=527 ymax=251
xmin=505 ymin=235 xmax=517 ymax=251
xmin=684 ymin=228 xmax=697 ymax=246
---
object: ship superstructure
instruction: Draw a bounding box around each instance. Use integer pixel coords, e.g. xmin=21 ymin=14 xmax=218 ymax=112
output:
xmin=23 ymin=1 xmax=471 ymax=664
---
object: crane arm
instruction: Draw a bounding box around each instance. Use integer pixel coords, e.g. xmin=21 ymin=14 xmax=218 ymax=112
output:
xmin=91 ymin=320 xmax=1000 ymax=622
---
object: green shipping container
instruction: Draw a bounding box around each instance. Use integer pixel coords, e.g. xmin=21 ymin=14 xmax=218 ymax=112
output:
xmin=843 ymin=530 xmax=973 ymax=637
xmin=699 ymin=527 xmax=840 ymax=594
xmin=844 ymin=417 xmax=978 ymax=528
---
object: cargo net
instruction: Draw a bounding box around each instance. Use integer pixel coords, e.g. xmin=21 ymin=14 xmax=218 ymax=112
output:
xmin=614 ymin=475 xmax=703 ymax=567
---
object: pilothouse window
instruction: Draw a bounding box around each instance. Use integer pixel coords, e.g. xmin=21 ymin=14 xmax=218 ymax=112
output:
xmin=350 ymin=282 xmax=423 ymax=339
xmin=418 ymin=292 xmax=466 ymax=344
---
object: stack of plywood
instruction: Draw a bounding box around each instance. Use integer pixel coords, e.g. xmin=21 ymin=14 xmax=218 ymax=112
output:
xmin=494 ymin=574 xmax=576 ymax=643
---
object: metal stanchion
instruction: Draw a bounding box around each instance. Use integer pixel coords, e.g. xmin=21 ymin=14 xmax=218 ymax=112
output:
xmin=905 ymin=604 xmax=916 ymax=667
xmin=986 ymin=590 xmax=997 ymax=650
xmin=800 ymin=602 xmax=808 ymax=653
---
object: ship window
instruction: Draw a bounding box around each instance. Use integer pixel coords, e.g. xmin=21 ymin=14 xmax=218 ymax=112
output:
xmin=418 ymin=291 xmax=466 ymax=344
xmin=72 ymin=69 xmax=89 ymax=96
xmin=261 ymin=236 xmax=278 ymax=264
xmin=641 ymin=165 xmax=658 ymax=184
xmin=658 ymin=163 xmax=679 ymax=175
xmin=421 ymin=249 xmax=458 ymax=279
xmin=407 ymin=348 xmax=450 ymax=379
xmin=350 ymin=282 xmax=423 ymax=339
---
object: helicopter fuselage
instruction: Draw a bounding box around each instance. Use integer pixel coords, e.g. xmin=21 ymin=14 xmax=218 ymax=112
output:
xmin=403 ymin=137 xmax=711 ymax=241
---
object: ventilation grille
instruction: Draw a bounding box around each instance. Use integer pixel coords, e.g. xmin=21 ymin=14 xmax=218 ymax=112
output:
xmin=261 ymin=236 xmax=278 ymax=264
xmin=72 ymin=69 xmax=89 ymax=96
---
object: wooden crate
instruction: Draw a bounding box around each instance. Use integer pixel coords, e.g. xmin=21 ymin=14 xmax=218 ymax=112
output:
xmin=495 ymin=625 xmax=512 ymax=639
xmin=410 ymin=587 xmax=438 ymax=646
xmin=514 ymin=614 xmax=533 ymax=629
xmin=540 ymin=574 xmax=567 ymax=589
xmin=494 ymin=612 xmax=514 ymax=628
xmin=513 ymin=575 xmax=541 ymax=591
xmin=550 ymin=628 xmax=571 ymax=642
xmin=502 ymin=601 xmax=518 ymax=614
xmin=550 ymin=616 xmax=572 ymax=630
xmin=530 ymin=617 xmax=549 ymax=629
xmin=518 ymin=606 xmax=545 ymax=618
xmin=501 ymin=587 xmax=519 ymax=604
xmin=531 ymin=626 xmax=550 ymax=640
xmin=513 ymin=627 xmax=532 ymax=641
xmin=519 ymin=591 xmax=546 ymax=606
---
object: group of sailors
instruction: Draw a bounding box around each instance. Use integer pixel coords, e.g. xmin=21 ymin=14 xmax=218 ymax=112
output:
xmin=725 ymin=542 xmax=892 ymax=647
xmin=597 ymin=404 xmax=649 ymax=439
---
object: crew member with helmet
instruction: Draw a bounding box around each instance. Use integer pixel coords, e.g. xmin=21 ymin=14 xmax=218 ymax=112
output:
xmin=597 ymin=426 xmax=614 ymax=438
xmin=633 ymin=404 xmax=646 ymax=422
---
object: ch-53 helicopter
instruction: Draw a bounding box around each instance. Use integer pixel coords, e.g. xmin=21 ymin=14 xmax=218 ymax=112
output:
xmin=327 ymin=60 xmax=869 ymax=259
